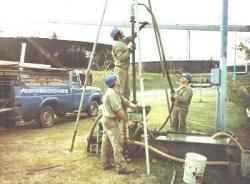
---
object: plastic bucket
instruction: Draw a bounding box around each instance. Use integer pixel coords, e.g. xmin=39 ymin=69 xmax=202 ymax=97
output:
xmin=241 ymin=149 xmax=250 ymax=177
xmin=183 ymin=152 xmax=207 ymax=184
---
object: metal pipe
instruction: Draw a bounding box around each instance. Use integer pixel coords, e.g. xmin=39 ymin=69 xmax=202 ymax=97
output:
xmin=48 ymin=21 xmax=250 ymax=32
xmin=216 ymin=0 xmax=228 ymax=131
xmin=187 ymin=30 xmax=191 ymax=60
xmin=70 ymin=0 xmax=109 ymax=152
xmin=137 ymin=20 xmax=151 ymax=175
xmin=130 ymin=0 xmax=137 ymax=103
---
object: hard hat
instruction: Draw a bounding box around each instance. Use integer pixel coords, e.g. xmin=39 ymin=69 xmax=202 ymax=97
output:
xmin=104 ymin=74 xmax=118 ymax=88
xmin=110 ymin=27 xmax=121 ymax=40
xmin=182 ymin=73 xmax=192 ymax=82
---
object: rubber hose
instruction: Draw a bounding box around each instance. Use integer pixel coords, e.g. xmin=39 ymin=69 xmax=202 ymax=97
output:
xmin=158 ymin=103 xmax=174 ymax=132
xmin=211 ymin=132 xmax=244 ymax=152
xmin=138 ymin=2 xmax=175 ymax=128
xmin=86 ymin=114 xmax=102 ymax=152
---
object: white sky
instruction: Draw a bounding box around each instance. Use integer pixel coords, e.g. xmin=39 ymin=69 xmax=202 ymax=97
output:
xmin=1 ymin=0 xmax=249 ymax=24
xmin=0 ymin=0 xmax=250 ymax=63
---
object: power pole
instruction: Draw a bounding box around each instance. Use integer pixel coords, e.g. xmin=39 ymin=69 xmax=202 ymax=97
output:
xmin=216 ymin=0 xmax=228 ymax=131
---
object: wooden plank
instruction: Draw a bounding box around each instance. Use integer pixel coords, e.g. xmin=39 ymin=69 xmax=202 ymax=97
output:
xmin=0 ymin=60 xmax=70 ymax=71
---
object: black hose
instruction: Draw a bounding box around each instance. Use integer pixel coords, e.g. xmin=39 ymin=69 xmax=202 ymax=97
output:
xmin=158 ymin=103 xmax=174 ymax=132
xmin=86 ymin=114 xmax=102 ymax=152
xmin=87 ymin=113 xmax=144 ymax=157
xmin=138 ymin=2 xmax=175 ymax=131
xmin=139 ymin=2 xmax=174 ymax=93
xmin=148 ymin=0 xmax=174 ymax=131
xmin=147 ymin=0 xmax=173 ymax=127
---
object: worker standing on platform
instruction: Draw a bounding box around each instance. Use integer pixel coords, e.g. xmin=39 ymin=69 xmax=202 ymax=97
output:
xmin=110 ymin=28 xmax=134 ymax=99
xmin=171 ymin=73 xmax=193 ymax=132
xmin=110 ymin=23 xmax=148 ymax=99
xmin=101 ymin=74 xmax=137 ymax=174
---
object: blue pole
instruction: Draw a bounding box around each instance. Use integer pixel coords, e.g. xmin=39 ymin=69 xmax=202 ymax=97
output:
xmin=217 ymin=0 xmax=228 ymax=131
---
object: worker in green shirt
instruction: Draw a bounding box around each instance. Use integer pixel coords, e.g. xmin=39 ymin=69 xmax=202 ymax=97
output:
xmin=171 ymin=73 xmax=193 ymax=132
xmin=101 ymin=74 xmax=137 ymax=174
xmin=110 ymin=23 xmax=148 ymax=99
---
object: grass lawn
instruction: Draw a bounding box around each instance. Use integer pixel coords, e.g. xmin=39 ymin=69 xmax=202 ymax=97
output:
xmin=0 ymin=71 xmax=249 ymax=184
xmin=92 ymin=71 xmax=178 ymax=91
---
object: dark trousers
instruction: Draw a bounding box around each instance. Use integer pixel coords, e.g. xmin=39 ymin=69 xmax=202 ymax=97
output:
xmin=171 ymin=107 xmax=188 ymax=132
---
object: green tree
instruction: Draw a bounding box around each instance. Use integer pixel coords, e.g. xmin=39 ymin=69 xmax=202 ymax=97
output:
xmin=238 ymin=42 xmax=250 ymax=60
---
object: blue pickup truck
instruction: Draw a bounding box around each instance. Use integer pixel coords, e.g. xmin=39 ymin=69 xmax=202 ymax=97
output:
xmin=0 ymin=64 xmax=102 ymax=128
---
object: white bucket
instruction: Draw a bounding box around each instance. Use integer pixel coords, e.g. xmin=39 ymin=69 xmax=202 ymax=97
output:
xmin=183 ymin=152 xmax=207 ymax=184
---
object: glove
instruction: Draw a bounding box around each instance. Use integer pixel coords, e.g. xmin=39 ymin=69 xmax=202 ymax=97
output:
xmin=139 ymin=21 xmax=149 ymax=31
xmin=136 ymin=105 xmax=151 ymax=115
xmin=128 ymin=43 xmax=136 ymax=52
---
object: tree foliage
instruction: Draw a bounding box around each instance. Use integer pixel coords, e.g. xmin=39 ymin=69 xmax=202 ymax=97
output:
xmin=239 ymin=42 xmax=250 ymax=60
xmin=227 ymin=41 xmax=250 ymax=109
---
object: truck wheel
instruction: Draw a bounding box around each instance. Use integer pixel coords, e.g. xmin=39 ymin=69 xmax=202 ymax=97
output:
xmin=87 ymin=101 xmax=99 ymax=117
xmin=39 ymin=105 xmax=56 ymax=128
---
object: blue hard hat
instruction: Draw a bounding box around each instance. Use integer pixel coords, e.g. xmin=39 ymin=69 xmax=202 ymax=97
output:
xmin=110 ymin=27 xmax=121 ymax=40
xmin=104 ymin=74 xmax=118 ymax=88
xmin=182 ymin=73 xmax=192 ymax=82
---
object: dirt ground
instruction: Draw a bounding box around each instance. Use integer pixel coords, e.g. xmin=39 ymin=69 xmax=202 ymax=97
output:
xmin=0 ymin=117 xmax=173 ymax=184
xmin=1 ymin=119 xmax=249 ymax=184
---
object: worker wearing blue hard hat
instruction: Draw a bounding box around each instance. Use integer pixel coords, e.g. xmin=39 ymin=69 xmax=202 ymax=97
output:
xmin=171 ymin=73 xmax=193 ymax=132
xmin=110 ymin=27 xmax=133 ymax=99
xmin=104 ymin=73 xmax=118 ymax=88
xmin=110 ymin=22 xmax=148 ymax=99
xmin=101 ymin=73 xmax=137 ymax=174
xmin=110 ymin=28 xmax=122 ymax=41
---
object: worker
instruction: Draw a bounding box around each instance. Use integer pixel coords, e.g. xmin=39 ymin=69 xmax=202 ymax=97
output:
xmin=79 ymin=69 xmax=93 ymax=86
xmin=101 ymin=74 xmax=137 ymax=174
xmin=171 ymin=73 xmax=193 ymax=132
xmin=110 ymin=22 xmax=148 ymax=99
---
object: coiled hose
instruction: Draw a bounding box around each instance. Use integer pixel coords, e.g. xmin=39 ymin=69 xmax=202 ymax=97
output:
xmin=211 ymin=131 xmax=244 ymax=152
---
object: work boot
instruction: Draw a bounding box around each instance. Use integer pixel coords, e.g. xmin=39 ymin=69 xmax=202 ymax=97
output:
xmin=118 ymin=167 xmax=136 ymax=175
